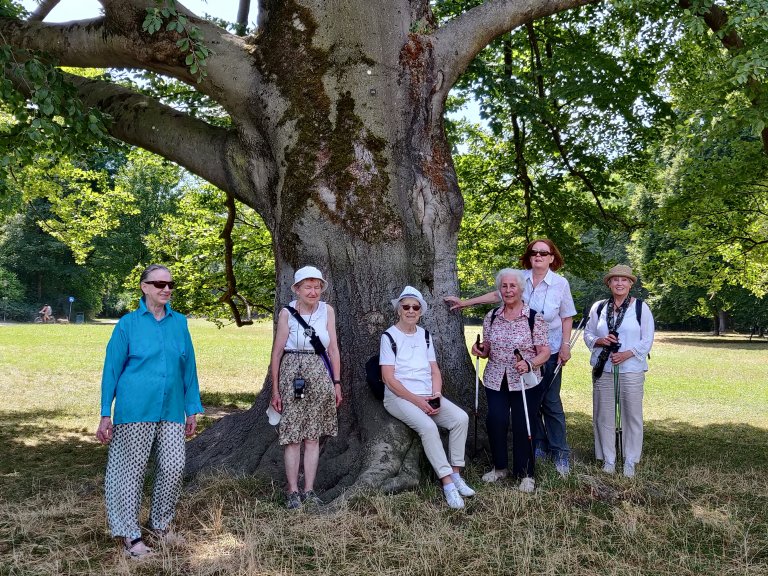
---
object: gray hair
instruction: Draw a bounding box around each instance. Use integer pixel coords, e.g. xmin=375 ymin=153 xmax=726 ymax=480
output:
xmin=139 ymin=264 xmax=171 ymax=287
xmin=494 ymin=268 xmax=525 ymax=293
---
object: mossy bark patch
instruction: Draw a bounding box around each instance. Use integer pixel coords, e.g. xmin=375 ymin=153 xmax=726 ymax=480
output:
xmin=254 ymin=0 xmax=399 ymax=244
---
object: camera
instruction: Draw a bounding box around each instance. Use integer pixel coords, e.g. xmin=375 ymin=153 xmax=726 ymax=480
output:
xmin=428 ymin=397 xmax=441 ymax=409
xmin=607 ymin=329 xmax=621 ymax=353
xmin=293 ymin=377 xmax=306 ymax=400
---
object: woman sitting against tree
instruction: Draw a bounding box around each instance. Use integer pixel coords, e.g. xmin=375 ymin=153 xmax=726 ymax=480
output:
xmin=446 ymin=238 xmax=577 ymax=475
xmin=380 ymin=286 xmax=475 ymax=509
xmin=471 ymin=268 xmax=550 ymax=492
xmin=583 ymin=264 xmax=654 ymax=478
xmin=270 ymin=266 xmax=342 ymax=509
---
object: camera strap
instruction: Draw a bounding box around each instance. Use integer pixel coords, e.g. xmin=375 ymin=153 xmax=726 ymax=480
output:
xmin=285 ymin=305 xmax=333 ymax=379
xmin=592 ymin=297 xmax=631 ymax=381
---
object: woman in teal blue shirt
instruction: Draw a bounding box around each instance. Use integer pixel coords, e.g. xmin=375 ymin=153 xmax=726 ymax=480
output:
xmin=96 ymin=264 xmax=203 ymax=558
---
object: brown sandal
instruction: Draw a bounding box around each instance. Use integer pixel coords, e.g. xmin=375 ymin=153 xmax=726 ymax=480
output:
xmin=124 ymin=537 xmax=153 ymax=559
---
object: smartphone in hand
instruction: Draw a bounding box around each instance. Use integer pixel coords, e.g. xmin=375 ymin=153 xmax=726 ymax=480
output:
xmin=428 ymin=397 xmax=441 ymax=409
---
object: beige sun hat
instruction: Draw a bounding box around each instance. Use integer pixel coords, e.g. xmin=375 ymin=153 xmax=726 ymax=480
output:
xmin=291 ymin=265 xmax=328 ymax=293
xmin=391 ymin=285 xmax=428 ymax=312
xmin=603 ymin=264 xmax=637 ymax=286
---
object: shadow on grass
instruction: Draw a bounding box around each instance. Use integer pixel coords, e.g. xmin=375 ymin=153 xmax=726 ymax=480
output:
xmin=2 ymin=407 xmax=766 ymax=502
xmin=0 ymin=409 xmax=107 ymax=499
xmin=658 ymin=335 xmax=768 ymax=350
xmin=199 ymin=390 xmax=256 ymax=408
xmin=565 ymin=411 xmax=768 ymax=470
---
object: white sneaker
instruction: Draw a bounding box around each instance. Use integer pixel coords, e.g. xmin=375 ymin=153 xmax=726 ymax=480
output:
xmin=443 ymin=485 xmax=465 ymax=509
xmin=623 ymin=462 xmax=635 ymax=478
xmin=453 ymin=476 xmax=476 ymax=497
xmin=602 ymin=462 xmax=616 ymax=474
xmin=518 ymin=477 xmax=535 ymax=493
xmin=481 ymin=468 xmax=508 ymax=483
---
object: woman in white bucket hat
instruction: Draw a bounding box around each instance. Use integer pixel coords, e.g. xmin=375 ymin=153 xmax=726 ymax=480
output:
xmin=379 ymin=286 xmax=475 ymax=509
xmin=269 ymin=266 xmax=341 ymax=509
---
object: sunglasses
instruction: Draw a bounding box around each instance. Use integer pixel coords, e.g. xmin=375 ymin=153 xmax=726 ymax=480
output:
xmin=401 ymin=304 xmax=422 ymax=311
xmin=143 ymin=280 xmax=176 ymax=289
xmin=530 ymin=250 xmax=552 ymax=257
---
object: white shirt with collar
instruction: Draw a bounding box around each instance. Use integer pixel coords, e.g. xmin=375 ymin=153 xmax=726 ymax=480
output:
xmin=522 ymin=269 xmax=577 ymax=352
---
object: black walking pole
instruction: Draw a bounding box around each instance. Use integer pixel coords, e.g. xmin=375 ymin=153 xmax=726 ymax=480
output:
xmin=473 ymin=334 xmax=480 ymax=455
xmin=613 ymin=364 xmax=623 ymax=465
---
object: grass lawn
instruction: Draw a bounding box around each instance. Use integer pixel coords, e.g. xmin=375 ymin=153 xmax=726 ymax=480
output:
xmin=0 ymin=321 xmax=766 ymax=575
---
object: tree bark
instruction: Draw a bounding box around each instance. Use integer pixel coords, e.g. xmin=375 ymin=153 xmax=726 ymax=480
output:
xmin=2 ymin=0 xmax=595 ymax=497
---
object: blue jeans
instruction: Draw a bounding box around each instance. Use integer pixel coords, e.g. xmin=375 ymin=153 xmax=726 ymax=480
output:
xmin=532 ymin=353 xmax=570 ymax=460
xmin=486 ymin=374 xmax=545 ymax=479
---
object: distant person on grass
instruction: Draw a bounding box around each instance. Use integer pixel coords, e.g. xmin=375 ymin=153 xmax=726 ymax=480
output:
xmin=380 ymin=286 xmax=475 ymax=509
xmin=269 ymin=266 xmax=342 ymax=510
xmin=583 ymin=264 xmax=654 ymax=478
xmin=96 ymin=264 xmax=203 ymax=559
xmin=38 ymin=304 xmax=53 ymax=323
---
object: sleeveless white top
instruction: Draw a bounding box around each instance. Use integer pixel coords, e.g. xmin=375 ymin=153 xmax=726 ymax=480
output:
xmin=285 ymin=300 xmax=330 ymax=351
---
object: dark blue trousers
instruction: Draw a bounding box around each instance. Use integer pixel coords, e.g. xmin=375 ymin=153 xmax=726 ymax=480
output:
xmin=485 ymin=373 xmax=545 ymax=479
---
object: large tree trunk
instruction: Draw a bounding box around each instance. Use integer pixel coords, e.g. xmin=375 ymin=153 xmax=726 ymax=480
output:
xmin=185 ymin=0 xmax=477 ymax=498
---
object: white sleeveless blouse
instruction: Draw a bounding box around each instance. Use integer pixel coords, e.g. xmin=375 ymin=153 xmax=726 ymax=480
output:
xmin=285 ymin=300 xmax=330 ymax=351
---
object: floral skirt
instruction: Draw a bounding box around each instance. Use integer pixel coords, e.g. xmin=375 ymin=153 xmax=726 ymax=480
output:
xmin=277 ymin=352 xmax=338 ymax=445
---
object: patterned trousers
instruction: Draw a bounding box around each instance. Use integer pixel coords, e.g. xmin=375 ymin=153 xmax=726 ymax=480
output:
xmin=105 ymin=421 xmax=185 ymax=539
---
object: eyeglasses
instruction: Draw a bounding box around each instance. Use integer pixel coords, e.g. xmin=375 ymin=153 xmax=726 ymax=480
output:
xmin=143 ymin=281 xmax=176 ymax=289
xmin=530 ymin=250 xmax=552 ymax=257
xmin=401 ymin=304 xmax=421 ymax=311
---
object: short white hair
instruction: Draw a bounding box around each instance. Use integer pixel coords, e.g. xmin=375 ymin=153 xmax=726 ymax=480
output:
xmin=494 ymin=268 xmax=525 ymax=292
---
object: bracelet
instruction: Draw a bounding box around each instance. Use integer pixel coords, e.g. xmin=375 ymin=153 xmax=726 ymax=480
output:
xmin=333 ymin=380 xmax=341 ymax=385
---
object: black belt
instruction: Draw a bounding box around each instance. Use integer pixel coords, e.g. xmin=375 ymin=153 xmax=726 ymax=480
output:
xmin=284 ymin=350 xmax=316 ymax=355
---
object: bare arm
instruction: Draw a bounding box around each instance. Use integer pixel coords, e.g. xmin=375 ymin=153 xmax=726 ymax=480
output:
xmin=445 ymin=290 xmax=500 ymax=311
xmin=269 ymin=309 xmax=290 ymax=412
xmin=325 ymin=305 xmax=342 ymax=407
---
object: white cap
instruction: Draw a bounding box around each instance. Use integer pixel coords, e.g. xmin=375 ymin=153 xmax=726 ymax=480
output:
xmin=266 ymin=405 xmax=281 ymax=426
xmin=291 ymin=266 xmax=328 ymax=293
xmin=391 ymin=285 xmax=428 ymax=312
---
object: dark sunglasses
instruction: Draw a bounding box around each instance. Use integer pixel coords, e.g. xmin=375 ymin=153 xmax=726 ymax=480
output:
xmin=401 ymin=304 xmax=421 ymax=311
xmin=144 ymin=280 xmax=176 ymax=289
xmin=530 ymin=250 xmax=552 ymax=257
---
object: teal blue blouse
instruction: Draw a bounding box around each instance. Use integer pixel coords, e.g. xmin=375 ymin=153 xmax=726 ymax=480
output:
xmin=100 ymin=298 xmax=204 ymax=424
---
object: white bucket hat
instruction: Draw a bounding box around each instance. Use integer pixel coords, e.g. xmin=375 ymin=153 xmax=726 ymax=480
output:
xmin=391 ymin=285 xmax=428 ymax=312
xmin=291 ymin=265 xmax=328 ymax=293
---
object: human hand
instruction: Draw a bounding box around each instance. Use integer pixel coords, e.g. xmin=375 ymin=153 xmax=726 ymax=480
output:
xmin=610 ymin=350 xmax=634 ymax=365
xmin=414 ymin=396 xmax=437 ymax=416
xmin=472 ymin=341 xmax=489 ymax=358
xmin=514 ymin=359 xmax=531 ymax=375
xmin=96 ymin=416 xmax=113 ymax=444
xmin=270 ymin=391 xmax=282 ymax=414
xmin=334 ymin=384 xmax=343 ymax=408
xmin=443 ymin=296 xmax=465 ymax=311
xmin=558 ymin=345 xmax=571 ymax=365
xmin=185 ymin=414 xmax=197 ymax=437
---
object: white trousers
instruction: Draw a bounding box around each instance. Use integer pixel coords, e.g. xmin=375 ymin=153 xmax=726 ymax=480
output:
xmin=383 ymin=395 xmax=469 ymax=479
xmin=593 ymin=370 xmax=645 ymax=466
xmin=105 ymin=421 xmax=185 ymax=539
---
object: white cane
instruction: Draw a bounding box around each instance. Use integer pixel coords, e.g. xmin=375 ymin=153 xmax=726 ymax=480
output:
xmin=473 ymin=334 xmax=480 ymax=454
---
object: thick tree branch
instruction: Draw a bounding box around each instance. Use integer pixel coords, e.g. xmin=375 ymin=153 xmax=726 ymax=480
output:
xmin=65 ymin=74 xmax=235 ymax=193
xmin=29 ymin=0 xmax=62 ymax=22
xmin=678 ymin=0 xmax=768 ymax=153
xmin=235 ymin=0 xmax=251 ymax=36
xmin=1 ymin=0 xmax=257 ymax=112
xmin=433 ymin=0 xmax=596 ymax=92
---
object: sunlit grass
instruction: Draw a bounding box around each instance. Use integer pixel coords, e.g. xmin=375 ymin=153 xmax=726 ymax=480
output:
xmin=1 ymin=322 xmax=767 ymax=575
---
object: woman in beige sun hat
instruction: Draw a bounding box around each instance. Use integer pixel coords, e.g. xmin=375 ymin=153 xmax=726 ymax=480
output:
xmin=583 ymin=264 xmax=655 ymax=478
